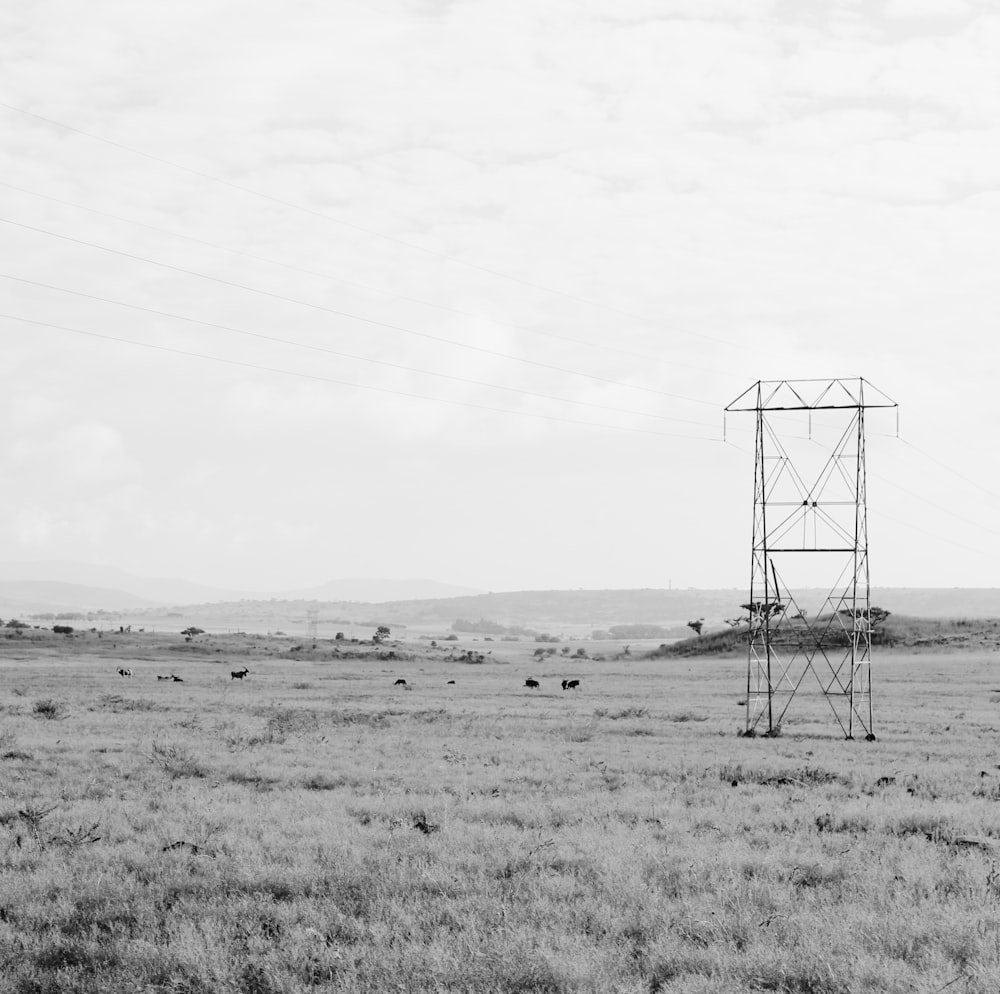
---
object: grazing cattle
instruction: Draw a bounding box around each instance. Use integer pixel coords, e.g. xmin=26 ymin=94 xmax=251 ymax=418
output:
xmin=157 ymin=675 xmax=172 ymax=681
xmin=171 ymin=675 xmax=183 ymax=682
xmin=565 ymin=679 xmax=580 ymax=690
xmin=447 ymin=680 xmax=455 ymax=685
xmin=231 ymin=667 xmax=250 ymax=680
xmin=524 ymin=679 xmax=540 ymax=689
xmin=116 ymin=668 xmax=132 ymax=678
xmin=394 ymin=678 xmax=407 ymax=686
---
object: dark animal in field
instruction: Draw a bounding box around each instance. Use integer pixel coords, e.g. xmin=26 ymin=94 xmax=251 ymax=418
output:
xmin=157 ymin=675 xmax=171 ymax=681
xmin=565 ymin=679 xmax=580 ymax=690
xmin=231 ymin=667 xmax=250 ymax=680
xmin=447 ymin=680 xmax=455 ymax=685
xmin=171 ymin=675 xmax=183 ymax=682
xmin=394 ymin=678 xmax=407 ymax=686
xmin=524 ymin=679 xmax=540 ymax=689
xmin=412 ymin=814 xmax=439 ymax=834
xmin=116 ymin=668 xmax=132 ymax=678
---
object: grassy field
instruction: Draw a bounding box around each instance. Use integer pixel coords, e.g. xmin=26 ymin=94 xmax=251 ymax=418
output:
xmin=3 ymin=628 xmax=1000 ymax=993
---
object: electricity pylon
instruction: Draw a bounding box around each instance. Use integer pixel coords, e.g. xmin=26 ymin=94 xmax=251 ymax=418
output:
xmin=725 ymin=378 xmax=897 ymax=740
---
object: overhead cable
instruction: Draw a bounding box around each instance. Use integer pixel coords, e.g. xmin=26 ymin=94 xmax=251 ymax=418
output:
xmin=0 ymin=272 xmax=717 ymax=430
xmin=0 ymin=179 xmax=720 ymax=376
xmin=0 ymin=214 xmax=713 ymax=407
xmin=2 ymin=312 xmax=724 ymax=443
xmin=0 ymin=100 xmax=737 ymax=349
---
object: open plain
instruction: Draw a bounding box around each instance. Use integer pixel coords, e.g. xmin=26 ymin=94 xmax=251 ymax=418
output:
xmin=3 ymin=627 xmax=1000 ymax=993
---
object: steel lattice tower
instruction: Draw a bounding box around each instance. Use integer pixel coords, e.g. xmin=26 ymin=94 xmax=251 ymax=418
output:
xmin=725 ymin=378 xmax=897 ymax=740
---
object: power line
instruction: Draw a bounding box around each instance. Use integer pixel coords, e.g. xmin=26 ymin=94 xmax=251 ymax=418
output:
xmin=0 ymin=179 xmax=720 ymax=376
xmin=3 ymin=312 xmax=724 ymax=443
xmin=1 ymin=100 xmax=737 ymax=350
xmin=0 ymin=271 xmax=718 ymax=430
xmin=0 ymin=213 xmax=716 ymax=407
xmin=870 ymin=469 xmax=1000 ymax=543
xmin=874 ymin=507 xmax=1000 ymax=562
xmin=899 ymin=437 xmax=1000 ymax=503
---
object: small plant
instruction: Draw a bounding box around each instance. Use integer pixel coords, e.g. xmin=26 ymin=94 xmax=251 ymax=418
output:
xmin=32 ymin=699 xmax=67 ymax=720
xmin=18 ymin=804 xmax=57 ymax=849
xmin=52 ymin=822 xmax=102 ymax=848
xmin=149 ymin=741 xmax=207 ymax=779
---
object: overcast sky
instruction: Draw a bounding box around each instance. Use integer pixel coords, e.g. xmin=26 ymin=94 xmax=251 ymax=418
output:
xmin=2 ymin=0 xmax=999 ymax=594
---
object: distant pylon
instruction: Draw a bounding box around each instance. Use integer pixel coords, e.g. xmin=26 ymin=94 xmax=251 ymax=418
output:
xmin=725 ymin=378 xmax=897 ymax=740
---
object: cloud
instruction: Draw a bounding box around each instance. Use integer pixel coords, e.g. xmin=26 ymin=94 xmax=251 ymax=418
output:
xmin=883 ymin=0 xmax=972 ymax=18
xmin=2 ymin=1 xmax=1000 ymax=588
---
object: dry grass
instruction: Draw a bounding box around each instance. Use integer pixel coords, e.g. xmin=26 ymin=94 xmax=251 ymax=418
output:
xmin=1 ymin=628 xmax=1000 ymax=992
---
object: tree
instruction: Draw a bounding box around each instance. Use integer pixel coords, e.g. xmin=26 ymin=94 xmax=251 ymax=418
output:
xmin=839 ymin=606 xmax=891 ymax=628
xmin=870 ymin=607 xmax=891 ymax=627
xmin=687 ymin=619 xmax=705 ymax=636
xmin=181 ymin=627 xmax=204 ymax=637
xmin=373 ymin=625 xmax=391 ymax=643
xmin=741 ymin=602 xmax=785 ymax=623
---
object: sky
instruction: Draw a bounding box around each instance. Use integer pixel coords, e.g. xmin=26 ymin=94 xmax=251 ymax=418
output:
xmin=2 ymin=0 xmax=999 ymax=595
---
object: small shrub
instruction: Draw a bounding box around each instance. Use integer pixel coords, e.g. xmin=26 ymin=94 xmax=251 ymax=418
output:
xmin=150 ymin=741 xmax=207 ymax=779
xmin=668 ymin=711 xmax=709 ymax=723
xmin=32 ymin=699 xmax=67 ymax=720
xmin=595 ymin=707 xmax=649 ymax=720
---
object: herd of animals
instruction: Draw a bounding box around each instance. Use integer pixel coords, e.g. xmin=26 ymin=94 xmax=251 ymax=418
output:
xmin=116 ymin=666 xmax=250 ymax=681
xmin=114 ymin=666 xmax=580 ymax=690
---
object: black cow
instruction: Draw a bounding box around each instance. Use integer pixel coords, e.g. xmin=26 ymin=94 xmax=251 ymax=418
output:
xmin=231 ymin=667 xmax=250 ymax=680
xmin=524 ymin=679 xmax=540 ymax=689
xmin=563 ymin=679 xmax=580 ymax=690
xmin=394 ymin=678 xmax=407 ymax=686
xmin=447 ymin=680 xmax=455 ymax=685
xmin=116 ymin=667 xmax=132 ymax=678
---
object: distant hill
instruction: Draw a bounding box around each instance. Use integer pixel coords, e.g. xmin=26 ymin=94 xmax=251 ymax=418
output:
xmin=0 ymin=581 xmax=157 ymax=616
xmin=113 ymin=587 xmax=1000 ymax=632
xmin=3 ymin=567 xmax=997 ymax=628
xmin=0 ymin=561 xmax=481 ymax=609
xmin=287 ymin=578 xmax=483 ymax=603
xmin=0 ymin=561 xmax=250 ymax=606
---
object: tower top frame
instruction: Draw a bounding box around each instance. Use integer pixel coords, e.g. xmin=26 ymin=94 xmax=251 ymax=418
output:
xmin=726 ymin=377 xmax=897 ymax=413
